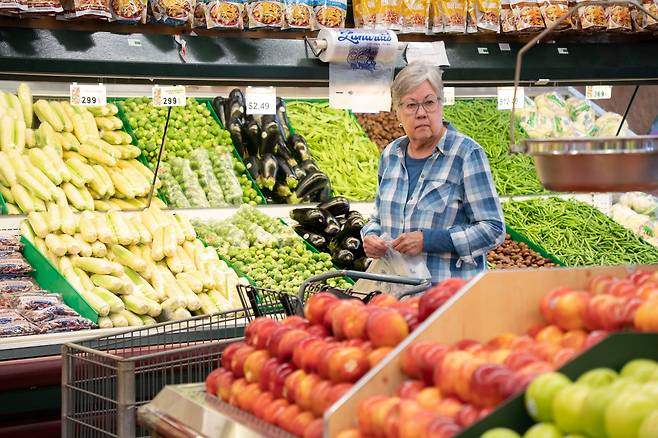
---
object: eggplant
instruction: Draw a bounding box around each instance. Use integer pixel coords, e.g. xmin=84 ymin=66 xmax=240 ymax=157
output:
xmin=276 ymin=139 xmax=298 ymax=168
xmin=323 ymin=211 xmax=340 ymax=237
xmin=228 ymin=93 xmax=245 ymax=120
xmin=353 ymin=257 xmax=372 ymax=272
xmin=292 ymin=165 xmax=306 ymax=181
xmin=295 ymin=171 xmax=330 ymax=200
xmin=333 ymin=211 xmax=366 ymax=243
xmin=276 ymin=97 xmax=291 ymax=139
xmin=294 ymin=225 xmax=327 ymax=250
xmin=341 ymin=236 xmax=361 ymax=252
xmin=261 ymin=153 xmax=278 ymax=191
xmin=299 ymin=159 xmax=321 ymax=175
xmin=290 ymin=208 xmax=326 ymax=230
xmin=318 ymin=197 xmax=349 ymax=217
xmin=332 ymin=249 xmax=355 ymax=269
xmin=288 ymin=134 xmax=312 ymax=162
xmin=244 ymin=155 xmax=261 ymax=183
xmin=212 ymin=96 xmax=227 ymax=127
xmin=275 ymin=155 xmax=298 ymax=189
xmin=228 ymin=117 xmax=246 ymax=158
xmin=316 ymin=184 xmax=332 ymax=202
xmin=243 ymin=117 xmax=261 ymax=157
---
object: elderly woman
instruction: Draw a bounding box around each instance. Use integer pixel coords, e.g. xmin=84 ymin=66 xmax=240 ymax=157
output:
xmin=361 ymin=62 xmax=505 ymax=282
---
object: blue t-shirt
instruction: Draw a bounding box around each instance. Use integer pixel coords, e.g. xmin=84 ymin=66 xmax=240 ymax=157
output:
xmin=404 ymin=150 xmax=455 ymax=253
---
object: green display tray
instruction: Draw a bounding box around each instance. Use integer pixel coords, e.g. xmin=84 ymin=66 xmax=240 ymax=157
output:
xmin=0 ymin=191 xmax=8 ymax=215
xmin=506 ymin=225 xmax=566 ymax=267
xmin=20 ymin=235 xmax=99 ymax=323
xmin=198 ymin=98 xmax=268 ymax=206
xmin=458 ymin=332 xmax=658 ymax=437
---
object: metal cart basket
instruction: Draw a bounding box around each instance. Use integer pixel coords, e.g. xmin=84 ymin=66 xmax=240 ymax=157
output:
xmin=238 ymin=270 xmax=431 ymax=321
xmin=61 ymin=309 xmax=247 ymax=438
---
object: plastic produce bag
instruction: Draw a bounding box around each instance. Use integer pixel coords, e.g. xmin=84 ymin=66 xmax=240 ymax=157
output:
xmin=169 ymin=157 xmax=211 ymax=208
xmin=353 ymin=234 xmax=431 ymax=297
xmin=190 ymin=149 xmax=227 ymax=207
xmin=158 ymin=162 xmax=191 ymax=208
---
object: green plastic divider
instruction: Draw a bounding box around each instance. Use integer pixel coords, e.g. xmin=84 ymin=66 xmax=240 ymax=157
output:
xmin=0 ymin=191 xmax=8 ymax=215
xmin=20 ymin=235 xmax=99 ymax=323
xmin=459 ymin=332 xmax=658 ymax=437
xmin=506 ymin=225 xmax=566 ymax=267
xmin=198 ymin=98 xmax=268 ymax=206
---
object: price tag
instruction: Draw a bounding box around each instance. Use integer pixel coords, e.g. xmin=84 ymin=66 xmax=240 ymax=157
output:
xmin=443 ymin=87 xmax=455 ymax=106
xmin=152 ymin=85 xmax=186 ymax=107
xmin=245 ymin=86 xmax=276 ymax=115
xmin=70 ymin=83 xmax=107 ymax=106
xmin=585 ymin=85 xmax=612 ymax=100
xmin=497 ymin=86 xmax=525 ymax=110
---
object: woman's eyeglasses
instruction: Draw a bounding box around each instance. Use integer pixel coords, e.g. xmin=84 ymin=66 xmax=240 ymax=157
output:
xmin=399 ymin=97 xmax=441 ymax=115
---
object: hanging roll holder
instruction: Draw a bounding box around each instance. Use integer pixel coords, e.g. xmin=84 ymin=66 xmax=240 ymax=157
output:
xmin=509 ymin=0 xmax=658 ymax=192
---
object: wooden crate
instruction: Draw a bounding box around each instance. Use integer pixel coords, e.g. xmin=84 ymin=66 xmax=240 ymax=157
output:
xmin=324 ymin=264 xmax=658 ymax=437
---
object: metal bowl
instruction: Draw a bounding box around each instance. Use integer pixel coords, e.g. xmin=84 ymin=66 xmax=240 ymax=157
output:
xmin=524 ymin=135 xmax=658 ymax=192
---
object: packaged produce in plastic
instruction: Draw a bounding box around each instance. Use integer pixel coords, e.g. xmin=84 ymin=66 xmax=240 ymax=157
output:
xmin=169 ymin=157 xmax=210 ymax=208
xmin=476 ymin=0 xmax=501 ymax=31
xmin=61 ymin=0 xmax=111 ymax=18
xmin=353 ymin=0 xmax=377 ymax=27
xmin=0 ymin=318 xmax=40 ymax=337
xmin=400 ymin=0 xmax=430 ymax=32
xmin=282 ymin=0 xmax=314 ymax=28
xmin=594 ymin=112 xmax=633 ymax=137
xmin=500 ymin=0 xmax=517 ymax=31
xmin=441 ymin=0 xmax=468 ymax=32
xmin=0 ymin=277 xmax=39 ymax=294
xmin=376 ymin=0 xmax=401 ymax=28
xmin=189 ymin=149 xmax=227 ymax=207
xmin=566 ymin=97 xmax=596 ymax=135
xmin=606 ymin=2 xmax=632 ymax=31
xmin=26 ymin=0 xmax=63 ymax=14
xmin=511 ymin=0 xmax=545 ymax=30
xmin=539 ymin=0 xmax=570 ymax=29
xmin=149 ymin=0 xmax=193 ymax=24
xmin=158 ymin=163 xmax=191 ymax=209
xmin=0 ymin=255 xmax=33 ymax=275
xmin=577 ymin=0 xmax=606 ymax=30
xmin=520 ymin=110 xmax=554 ymax=139
xmin=12 ymin=293 xmax=63 ymax=311
xmin=192 ymin=0 xmax=208 ymax=26
xmin=0 ymin=310 xmax=25 ymax=324
xmin=22 ymin=304 xmax=80 ymax=322
xmin=209 ymin=151 xmax=244 ymax=205
xmin=40 ymin=316 xmax=96 ymax=333
xmin=466 ymin=0 xmax=477 ymax=32
xmin=205 ymin=0 xmax=246 ymax=28
xmin=632 ymin=0 xmax=658 ymax=31
xmin=619 ymin=192 xmax=658 ymax=217
xmin=247 ymin=0 xmax=284 ymax=27
xmin=534 ymin=92 xmax=569 ymax=117
xmin=315 ymin=0 xmax=347 ymax=27
xmin=428 ymin=0 xmax=442 ymax=31
xmin=0 ymin=0 xmax=27 ymax=13
xmin=109 ymin=0 xmax=147 ymax=22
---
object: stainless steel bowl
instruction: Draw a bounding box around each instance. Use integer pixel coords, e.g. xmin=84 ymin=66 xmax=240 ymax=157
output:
xmin=524 ymin=135 xmax=658 ymax=192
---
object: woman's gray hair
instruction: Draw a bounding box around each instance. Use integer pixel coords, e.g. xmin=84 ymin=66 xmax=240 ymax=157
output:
xmin=391 ymin=62 xmax=443 ymax=109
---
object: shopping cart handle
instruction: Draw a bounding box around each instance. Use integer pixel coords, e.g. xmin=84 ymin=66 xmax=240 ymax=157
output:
xmin=298 ymin=270 xmax=431 ymax=306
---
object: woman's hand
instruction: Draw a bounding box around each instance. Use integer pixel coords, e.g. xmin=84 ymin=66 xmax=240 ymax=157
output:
xmin=364 ymin=235 xmax=388 ymax=259
xmin=392 ymin=231 xmax=424 ymax=256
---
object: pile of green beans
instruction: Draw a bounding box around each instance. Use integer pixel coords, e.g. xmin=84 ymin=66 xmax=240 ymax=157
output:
xmin=286 ymin=101 xmax=379 ymax=201
xmin=503 ymin=198 xmax=658 ymax=266
xmin=444 ymin=99 xmax=546 ymax=196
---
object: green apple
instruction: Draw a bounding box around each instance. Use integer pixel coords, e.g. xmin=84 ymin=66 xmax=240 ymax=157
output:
xmin=609 ymin=377 xmax=643 ymax=394
xmin=577 ymin=367 xmax=618 ymax=387
xmin=638 ymin=410 xmax=658 ymax=438
xmin=525 ymin=372 xmax=572 ymax=422
xmin=481 ymin=428 xmax=522 ymax=438
xmin=620 ymin=359 xmax=658 ymax=383
xmin=523 ymin=423 xmax=562 ymax=438
xmin=605 ymin=392 xmax=658 ymax=438
xmin=642 ymin=382 xmax=658 ymax=400
xmin=552 ymin=383 xmax=591 ymax=434
xmin=582 ymin=387 xmax=620 ymax=438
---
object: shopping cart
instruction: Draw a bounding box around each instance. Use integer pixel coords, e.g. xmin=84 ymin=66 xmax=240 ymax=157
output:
xmin=238 ymin=270 xmax=431 ymax=321
xmin=61 ymin=309 xmax=248 ymax=438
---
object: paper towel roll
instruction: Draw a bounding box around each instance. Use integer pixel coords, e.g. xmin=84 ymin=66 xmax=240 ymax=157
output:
xmin=317 ymin=29 xmax=399 ymax=68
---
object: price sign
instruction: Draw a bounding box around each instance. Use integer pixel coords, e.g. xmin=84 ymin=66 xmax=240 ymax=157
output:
xmin=497 ymin=86 xmax=525 ymax=110
xmin=585 ymin=85 xmax=612 ymax=100
xmin=245 ymin=86 xmax=276 ymax=115
xmin=70 ymin=83 xmax=107 ymax=106
xmin=152 ymin=85 xmax=186 ymax=107
xmin=443 ymin=87 xmax=455 ymax=106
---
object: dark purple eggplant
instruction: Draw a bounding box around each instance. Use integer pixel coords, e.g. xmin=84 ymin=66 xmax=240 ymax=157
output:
xmin=353 ymin=257 xmax=372 ymax=272
xmin=261 ymin=153 xmax=278 ymax=191
xmin=276 ymin=97 xmax=291 ymax=139
xmin=316 ymin=184 xmax=333 ymax=203
xmin=275 ymin=155 xmax=298 ymax=189
xmin=290 ymin=208 xmax=326 ymax=230
xmin=259 ymin=115 xmax=280 ymax=156
xmin=323 ymin=211 xmax=340 ymax=237
xmin=243 ymin=117 xmax=261 ymax=158
xmin=244 ymin=155 xmax=261 ymax=183
xmin=276 ymin=138 xmax=298 ymax=168
xmin=288 ymin=134 xmax=312 ymax=162
xmin=292 ymin=165 xmax=306 ymax=181
xmin=318 ymin=197 xmax=349 ymax=217
xmin=212 ymin=96 xmax=227 ymax=127
xmin=341 ymin=236 xmax=361 ymax=252
xmin=294 ymin=225 xmax=327 ymax=250
xmin=295 ymin=171 xmax=330 ymax=200
xmin=333 ymin=211 xmax=366 ymax=243
xmin=332 ymin=249 xmax=355 ymax=269
xmin=299 ymin=160 xmax=321 ymax=175
xmin=228 ymin=117 xmax=246 ymax=158
xmin=228 ymin=90 xmax=245 ymax=120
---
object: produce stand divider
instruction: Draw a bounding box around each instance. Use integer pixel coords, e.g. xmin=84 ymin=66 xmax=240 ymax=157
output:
xmin=459 ymin=332 xmax=658 ymax=436
xmin=0 ymin=191 xmax=8 ymax=215
xmin=324 ymin=264 xmax=658 ymax=437
xmin=506 ymin=224 xmax=566 ymax=266
xmin=198 ymin=98 xmax=268 ymax=205
xmin=20 ymin=235 xmax=98 ymax=323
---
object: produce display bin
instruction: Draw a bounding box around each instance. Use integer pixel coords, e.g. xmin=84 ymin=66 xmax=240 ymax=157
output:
xmin=460 ymin=332 xmax=658 ymax=437
xmin=61 ymin=309 xmax=247 ymax=438
xmin=324 ymin=264 xmax=657 ymax=437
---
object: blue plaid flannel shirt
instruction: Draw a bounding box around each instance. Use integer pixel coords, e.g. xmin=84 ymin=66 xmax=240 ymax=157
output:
xmin=361 ymin=124 xmax=505 ymax=282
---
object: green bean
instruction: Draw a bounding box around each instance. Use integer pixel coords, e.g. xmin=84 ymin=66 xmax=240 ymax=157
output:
xmin=503 ymin=197 xmax=658 ymax=266
xmin=287 ymin=101 xmax=379 ymax=201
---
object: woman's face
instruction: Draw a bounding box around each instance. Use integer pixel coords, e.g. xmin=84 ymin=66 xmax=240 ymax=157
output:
xmin=397 ymin=80 xmax=443 ymax=145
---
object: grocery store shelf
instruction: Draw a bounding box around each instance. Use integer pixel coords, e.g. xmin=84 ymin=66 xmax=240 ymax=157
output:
xmin=2 ymin=28 xmax=657 ymax=86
